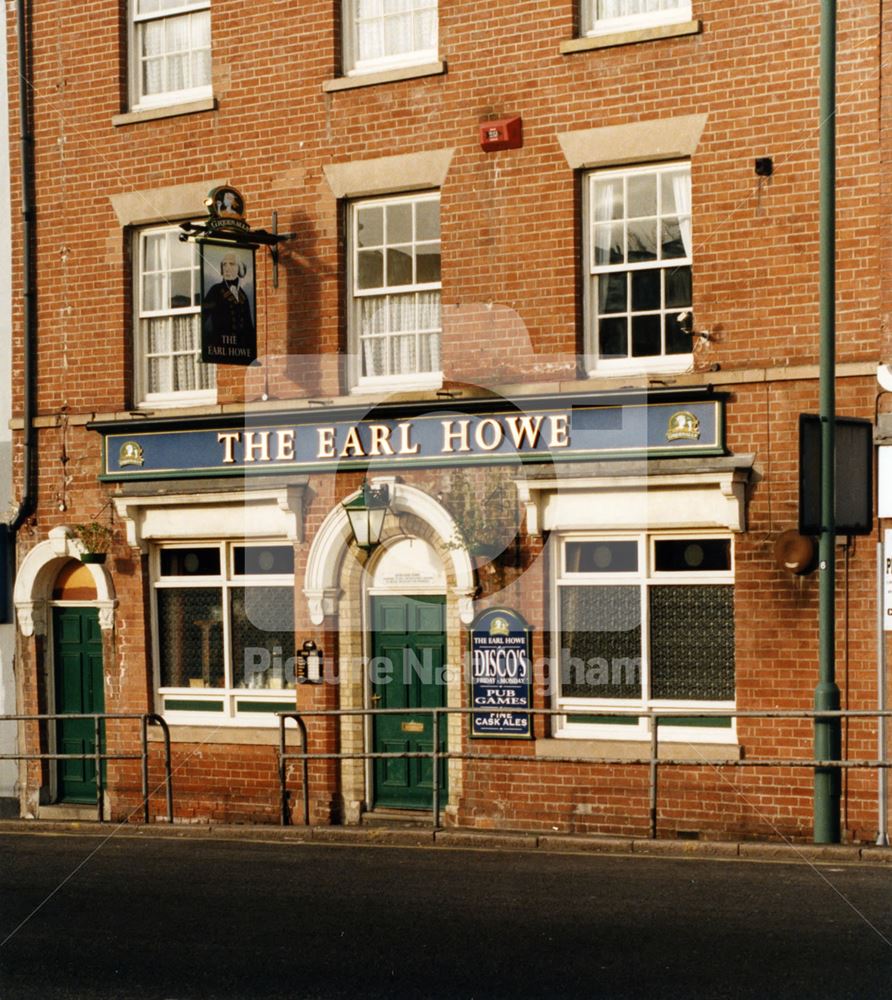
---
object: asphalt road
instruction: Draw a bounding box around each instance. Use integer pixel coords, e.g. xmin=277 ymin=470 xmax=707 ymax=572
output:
xmin=1 ymin=832 xmax=891 ymax=999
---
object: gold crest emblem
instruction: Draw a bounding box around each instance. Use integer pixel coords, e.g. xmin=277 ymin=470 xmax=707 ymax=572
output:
xmin=490 ymin=616 xmax=510 ymax=637
xmin=119 ymin=440 xmax=145 ymax=467
xmin=666 ymin=410 xmax=701 ymax=442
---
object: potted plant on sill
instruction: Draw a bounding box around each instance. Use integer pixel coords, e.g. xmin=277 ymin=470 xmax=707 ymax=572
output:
xmin=72 ymin=521 xmax=113 ymax=564
xmin=441 ymin=468 xmax=518 ymax=576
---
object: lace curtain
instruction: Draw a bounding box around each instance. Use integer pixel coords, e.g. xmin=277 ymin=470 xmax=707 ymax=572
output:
xmin=145 ymin=316 xmax=214 ymax=394
xmin=598 ymin=0 xmax=685 ymax=18
xmin=361 ymin=291 xmax=441 ymax=378
xmin=355 ymin=0 xmax=437 ymax=64
xmin=140 ymin=10 xmax=211 ymax=97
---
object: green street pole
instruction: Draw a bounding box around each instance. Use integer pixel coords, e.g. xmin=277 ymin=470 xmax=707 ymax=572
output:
xmin=815 ymin=0 xmax=841 ymax=843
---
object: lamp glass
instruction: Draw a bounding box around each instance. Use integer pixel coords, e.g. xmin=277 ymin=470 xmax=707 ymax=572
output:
xmin=343 ymin=483 xmax=390 ymax=549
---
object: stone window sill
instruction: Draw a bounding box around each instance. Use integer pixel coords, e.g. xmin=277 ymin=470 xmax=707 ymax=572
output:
xmin=112 ymin=97 xmax=217 ymax=127
xmin=535 ymin=737 xmax=741 ymax=761
xmin=560 ymin=20 xmax=701 ymax=55
xmin=322 ymin=60 xmax=446 ymax=93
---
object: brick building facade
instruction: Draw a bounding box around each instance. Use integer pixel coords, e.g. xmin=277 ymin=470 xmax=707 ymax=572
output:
xmin=5 ymin=0 xmax=889 ymax=841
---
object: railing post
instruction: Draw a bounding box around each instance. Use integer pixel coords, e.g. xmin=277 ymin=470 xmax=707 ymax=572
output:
xmin=141 ymin=715 xmax=149 ymax=824
xmin=94 ymin=715 xmax=103 ymax=824
xmin=296 ymin=714 xmax=309 ymax=826
xmin=432 ymin=708 xmax=441 ymax=831
xmin=148 ymin=714 xmax=175 ymax=824
xmin=649 ymin=713 xmax=659 ymax=839
xmin=278 ymin=715 xmax=289 ymax=826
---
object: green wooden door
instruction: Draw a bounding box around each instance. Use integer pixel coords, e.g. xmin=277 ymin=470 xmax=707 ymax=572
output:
xmin=371 ymin=596 xmax=447 ymax=810
xmin=53 ymin=607 xmax=104 ymax=803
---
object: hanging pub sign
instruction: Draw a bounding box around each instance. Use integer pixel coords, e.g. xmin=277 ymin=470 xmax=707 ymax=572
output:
xmin=470 ymin=607 xmax=533 ymax=739
xmin=198 ymin=186 xmax=257 ymax=366
xmin=200 ymin=240 xmax=257 ymax=365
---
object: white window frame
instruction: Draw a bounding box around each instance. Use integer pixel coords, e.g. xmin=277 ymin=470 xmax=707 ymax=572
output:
xmin=348 ymin=191 xmax=443 ymax=393
xmin=129 ymin=0 xmax=212 ymax=111
xmin=343 ymin=0 xmax=438 ymax=77
xmin=134 ymin=224 xmax=215 ymax=409
xmin=583 ymin=0 xmax=692 ymax=37
xmin=553 ymin=531 xmax=736 ymax=744
xmin=584 ymin=161 xmax=693 ymax=376
xmin=152 ymin=541 xmax=297 ymax=727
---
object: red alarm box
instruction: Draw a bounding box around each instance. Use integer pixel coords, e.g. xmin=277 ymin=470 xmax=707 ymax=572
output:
xmin=479 ymin=116 xmax=523 ymax=152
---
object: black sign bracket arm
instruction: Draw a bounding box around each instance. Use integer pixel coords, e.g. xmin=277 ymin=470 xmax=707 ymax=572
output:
xmin=179 ymin=219 xmax=296 ymax=288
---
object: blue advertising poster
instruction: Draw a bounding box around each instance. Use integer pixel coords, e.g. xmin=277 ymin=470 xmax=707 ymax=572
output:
xmin=470 ymin=607 xmax=533 ymax=739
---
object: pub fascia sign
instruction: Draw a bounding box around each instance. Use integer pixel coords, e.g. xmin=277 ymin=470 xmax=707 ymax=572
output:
xmin=95 ymin=392 xmax=725 ymax=480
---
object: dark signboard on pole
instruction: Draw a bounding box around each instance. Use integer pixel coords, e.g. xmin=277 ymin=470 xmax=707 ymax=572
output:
xmin=470 ymin=607 xmax=533 ymax=739
xmin=799 ymin=414 xmax=872 ymax=536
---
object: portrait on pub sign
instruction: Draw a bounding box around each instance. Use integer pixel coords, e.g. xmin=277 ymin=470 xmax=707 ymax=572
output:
xmin=200 ymin=242 xmax=257 ymax=366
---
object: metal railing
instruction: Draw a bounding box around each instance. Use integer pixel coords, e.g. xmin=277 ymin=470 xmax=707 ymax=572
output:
xmin=0 ymin=713 xmax=174 ymax=824
xmin=276 ymin=706 xmax=892 ymax=839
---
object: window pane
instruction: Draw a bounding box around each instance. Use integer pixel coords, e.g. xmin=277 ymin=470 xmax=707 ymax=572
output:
xmin=565 ymin=541 xmax=638 ymax=573
xmin=593 ymin=223 xmax=623 ymax=266
xmin=171 ymin=314 xmax=197 ymax=351
xmin=631 ymin=314 xmax=661 ymax=356
xmin=157 ymin=587 xmax=224 ymax=688
xmin=665 ymin=311 xmax=690 ymax=355
xmin=598 ymin=273 xmax=626 ymax=313
xmin=146 ymin=319 xmax=169 ymax=354
xmin=627 ymin=219 xmax=657 ymax=262
xmin=169 ymin=269 xmax=192 ymax=309
xmin=661 ymin=217 xmax=685 ymax=259
xmin=415 ymin=244 xmax=441 ymax=283
xmin=357 ymin=206 xmax=383 ymax=248
xmin=627 ymin=173 xmax=657 ymax=218
xmin=233 ymin=546 xmax=295 ymax=576
xmin=231 ymin=587 xmax=296 ymax=689
xmin=654 ymin=539 xmax=731 ymax=572
xmin=560 ymin=586 xmax=642 ymax=699
xmin=650 ymin=585 xmax=735 ymax=700
xmin=387 ymin=201 xmax=413 ymax=244
xmin=631 ymin=270 xmax=660 ymax=311
xmin=148 ymin=356 xmax=170 ymax=394
xmin=143 ymin=273 xmax=164 ymax=312
xmin=599 ymin=317 xmax=627 ymax=358
xmin=160 ymin=547 xmax=221 ymax=576
xmin=592 ymin=177 xmax=624 ymax=222
xmin=387 ymin=246 xmax=413 ymax=286
xmin=415 ymin=199 xmax=440 ymax=240
xmin=665 ymin=265 xmax=692 ymax=308
xmin=357 ymin=249 xmax=384 ymax=289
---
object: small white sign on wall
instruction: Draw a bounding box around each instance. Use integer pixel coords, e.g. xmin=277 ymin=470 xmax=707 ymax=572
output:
xmin=884 ymin=530 xmax=892 ymax=631
xmin=878 ymin=447 xmax=892 ymax=518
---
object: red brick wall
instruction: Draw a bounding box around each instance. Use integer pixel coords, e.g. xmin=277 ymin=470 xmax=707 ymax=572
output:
xmin=6 ymin=2 xmax=887 ymax=837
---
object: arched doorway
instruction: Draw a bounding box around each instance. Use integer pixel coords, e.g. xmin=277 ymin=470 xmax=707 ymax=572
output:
xmin=13 ymin=528 xmax=117 ymax=810
xmin=366 ymin=538 xmax=447 ymax=809
xmin=51 ymin=562 xmax=104 ymax=802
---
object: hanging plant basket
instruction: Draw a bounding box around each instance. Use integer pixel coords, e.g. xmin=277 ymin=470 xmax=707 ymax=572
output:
xmin=72 ymin=522 xmax=113 ymax=563
xmin=79 ymin=552 xmax=107 ymax=565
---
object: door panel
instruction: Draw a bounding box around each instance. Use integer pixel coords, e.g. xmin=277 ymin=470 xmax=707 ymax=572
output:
xmin=53 ymin=608 xmax=104 ymax=803
xmin=372 ymin=596 xmax=446 ymax=809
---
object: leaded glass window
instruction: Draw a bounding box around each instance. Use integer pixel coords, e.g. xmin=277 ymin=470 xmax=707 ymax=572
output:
xmin=154 ymin=543 xmax=296 ymax=709
xmin=557 ymin=533 xmax=735 ymax=738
